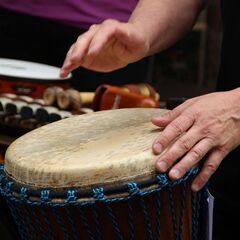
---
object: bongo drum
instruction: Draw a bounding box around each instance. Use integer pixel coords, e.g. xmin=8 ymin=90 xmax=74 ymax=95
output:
xmin=0 ymin=58 xmax=71 ymax=98
xmin=0 ymin=108 xmax=206 ymax=240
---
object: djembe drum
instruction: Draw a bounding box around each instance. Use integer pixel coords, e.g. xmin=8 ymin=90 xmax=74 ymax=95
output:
xmin=0 ymin=108 xmax=206 ymax=240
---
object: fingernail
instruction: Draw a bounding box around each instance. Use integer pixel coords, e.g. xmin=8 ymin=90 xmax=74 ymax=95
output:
xmin=153 ymin=143 xmax=163 ymax=154
xmin=157 ymin=161 xmax=168 ymax=172
xmin=191 ymin=184 xmax=199 ymax=192
xmin=154 ymin=116 xmax=164 ymax=120
xmin=59 ymin=70 xmax=66 ymax=78
xmin=170 ymin=169 xmax=180 ymax=179
xmin=152 ymin=116 xmax=164 ymax=123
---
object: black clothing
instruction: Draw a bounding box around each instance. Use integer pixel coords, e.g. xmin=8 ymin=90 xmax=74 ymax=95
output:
xmin=211 ymin=0 xmax=240 ymax=239
xmin=217 ymin=0 xmax=240 ymax=91
xmin=0 ymin=7 xmax=151 ymax=92
xmin=0 ymin=197 xmax=19 ymax=240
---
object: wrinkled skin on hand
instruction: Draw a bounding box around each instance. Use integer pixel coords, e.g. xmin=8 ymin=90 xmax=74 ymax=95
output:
xmin=60 ymin=19 xmax=149 ymax=78
xmin=152 ymin=88 xmax=240 ymax=191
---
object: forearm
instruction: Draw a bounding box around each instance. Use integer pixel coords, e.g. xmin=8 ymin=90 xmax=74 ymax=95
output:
xmin=129 ymin=0 xmax=204 ymax=55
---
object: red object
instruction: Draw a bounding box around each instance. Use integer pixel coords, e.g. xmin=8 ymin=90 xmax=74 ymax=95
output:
xmin=0 ymin=78 xmax=69 ymax=98
xmin=0 ymin=58 xmax=70 ymax=98
xmin=92 ymin=84 xmax=159 ymax=111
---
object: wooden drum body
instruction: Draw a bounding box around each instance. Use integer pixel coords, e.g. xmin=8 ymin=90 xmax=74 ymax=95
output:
xmin=0 ymin=108 xmax=207 ymax=240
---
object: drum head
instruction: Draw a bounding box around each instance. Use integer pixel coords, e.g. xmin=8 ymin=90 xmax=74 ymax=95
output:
xmin=5 ymin=108 xmax=168 ymax=189
xmin=0 ymin=58 xmax=71 ymax=81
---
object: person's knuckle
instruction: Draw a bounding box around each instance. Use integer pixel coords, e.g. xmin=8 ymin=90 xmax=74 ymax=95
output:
xmin=183 ymin=114 xmax=195 ymax=123
xmin=200 ymin=125 xmax=211 ymax=136
xmin=69 ymin=54 xmax=80 ymax=63
xmin=191 ymin=148 xmax=203 ymax=160
xmin=171 ymin=121 xmax=184 ymax=135
xmin=103 ymin=19 xmax=118 ymax=26
xmin=162 ymin=111 xmax=173 ymax=121
xmin=198 ymin=172 xmax=209 ymax=184
xmin=217 ymin=146 xmax=228 ymax=156
xmin=89 ymin=24 xmax=98 ymax=30
xmin=77 ymin=35 xmax=83 ymax=41
xmin=205 ymin=137 xmax=215 ymax=147
xmin=205 ymin=162 xmax=218 ymax=173
xmin=188 ymin=109 xmax=201 ymax=121
xmin=164 ymin=152 xmax=175 ymax=164
xmin=178 ymin=137 xmax=191 ymax=152
xmin=66 ymin=51 xmax=71 ymax=58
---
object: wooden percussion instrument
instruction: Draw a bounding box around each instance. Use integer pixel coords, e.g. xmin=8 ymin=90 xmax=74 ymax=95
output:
xmin=20 ymin=103 xmax=43 ymax=119
xmin=122 ymin=83 xmax=160 ymax=102
xmin=5 ymin=101 xmax=28 ymax=115
xmin=49 ymin=110 xmax=73 ymax=123
xmin=43 ymin=87 xmax=95 ymax=110
xmin=0 ymin=58 xmax=71 ymax=98
xmin=0 ymin=97 xmax=12 ymax=112
xmin=0 ymin=108 xmax=206 ymax=240
xmin=35 ymin=106 xmax=59 ymax=123
xmin=57 ymin=89 xmax=82 ymax=110
xmin=92 ymin=85 xmax=159 ymax=111
xmin=43 ymin=86 xmax=64 ymax=106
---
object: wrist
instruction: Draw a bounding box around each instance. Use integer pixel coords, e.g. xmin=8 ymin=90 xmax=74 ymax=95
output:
xmin=226 ymin=88 xmax=240 ymax=114
xmin=230 ymin=87 xmax=240 ymax=101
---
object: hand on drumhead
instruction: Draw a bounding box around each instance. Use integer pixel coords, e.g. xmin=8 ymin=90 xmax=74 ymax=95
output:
xmin=60 ymin=20 xmax=149 ymax=78
xmin=151 ymin=89 xmax=240 ymax=191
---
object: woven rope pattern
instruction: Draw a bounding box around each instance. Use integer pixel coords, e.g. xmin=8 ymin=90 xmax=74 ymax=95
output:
xmin=0 ymin=165 xmax=207 ymax=240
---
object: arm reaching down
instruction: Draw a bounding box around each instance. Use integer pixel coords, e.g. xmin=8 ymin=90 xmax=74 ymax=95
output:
xmin=60 ymin=0 xmax=204 ymax=77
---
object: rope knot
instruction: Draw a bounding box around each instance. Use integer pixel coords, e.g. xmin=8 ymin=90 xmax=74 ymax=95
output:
xmin=93 ymin=188 xmax=105 ymax=200
xmin=20 ymin=187 xmax=28 ymax=200
xmin=157 ymin=174 xmax=168 ymax=186
xmin=0 ymin=174 xmax=4 ymax=184
xmin=128 ymin=182 xmax=140 ymax=196
xmin=66 ymin=190 xmax=77 ymax=203
xmin=6 ymin=182 xmax=14 ymax=194
xmin=40 ymin=190 xmax=51 ymax=202
xmin=191 ymin=167 xmax=200 ymax=176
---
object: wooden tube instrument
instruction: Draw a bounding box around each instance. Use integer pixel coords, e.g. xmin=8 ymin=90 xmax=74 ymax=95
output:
xmin=43 ymin=86 xmax=64 ymax=106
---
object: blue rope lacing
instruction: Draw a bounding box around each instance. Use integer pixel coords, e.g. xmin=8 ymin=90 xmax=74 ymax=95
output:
xmin=0 ymin=166 xmax=206 ymax=240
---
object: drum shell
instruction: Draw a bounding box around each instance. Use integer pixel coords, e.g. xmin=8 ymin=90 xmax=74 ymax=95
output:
xmin=3 ymin=178 xmax=204 ymax=240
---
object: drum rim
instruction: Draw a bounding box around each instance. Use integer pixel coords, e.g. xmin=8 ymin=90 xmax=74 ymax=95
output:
xmin=0 ymin=165 xmax=200 ymax=206
xmin=0 ymin=58 xmax=72 ymax=81
xmin=0 ymin=75 xmax=70 ymax=83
